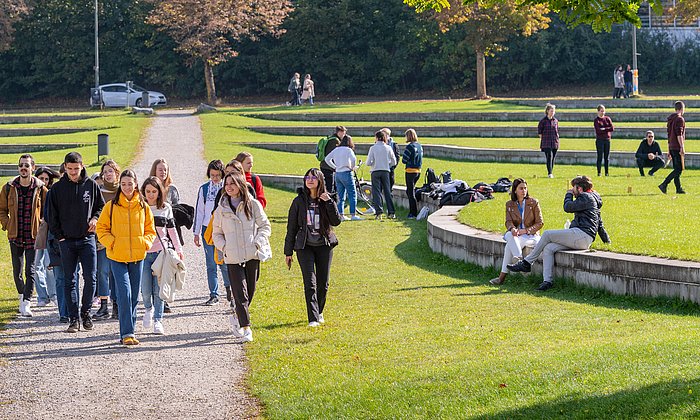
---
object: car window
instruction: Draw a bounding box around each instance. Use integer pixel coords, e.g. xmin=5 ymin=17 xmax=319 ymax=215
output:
xmin=114 ymin=86 xmax=127 ymax=93
xmin=133 ymin=84 xmax=146 ymax=92
xmin=101 ymin=86 xmax=115 ymax=92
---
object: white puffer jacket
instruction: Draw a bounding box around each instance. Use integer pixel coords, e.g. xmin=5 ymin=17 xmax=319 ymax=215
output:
xmin=212 ymin=195 xmax=271 ymax=265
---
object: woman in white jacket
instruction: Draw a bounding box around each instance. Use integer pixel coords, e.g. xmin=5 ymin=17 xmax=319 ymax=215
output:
xmin=366 ymin=130 xmax=397 ymax=219
xmin=212 ymin=172 xmax=271 ymax=342
xmin=324 ymin=136 xmax=360 ymax=220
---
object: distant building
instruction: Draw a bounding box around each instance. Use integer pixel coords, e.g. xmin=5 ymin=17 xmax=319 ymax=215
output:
xmin=639 ymin=0 xmax=700 ymax=41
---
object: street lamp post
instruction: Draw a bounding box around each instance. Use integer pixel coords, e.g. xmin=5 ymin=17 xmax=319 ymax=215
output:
xmin=94 ymin=0 xmax=99 ymax=90
xmin=632 ymin=24 xmax=639 ymax=96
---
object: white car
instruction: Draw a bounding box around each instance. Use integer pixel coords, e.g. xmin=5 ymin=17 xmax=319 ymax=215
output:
xmin=96 ymin=83 xmax=167 ymax=107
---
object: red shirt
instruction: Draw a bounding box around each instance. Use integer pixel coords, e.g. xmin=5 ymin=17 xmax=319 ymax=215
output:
xmin=245 ymin=172 xmax=266 ymax=209
xmin=594 ymin=116 xmax=614 ymax=140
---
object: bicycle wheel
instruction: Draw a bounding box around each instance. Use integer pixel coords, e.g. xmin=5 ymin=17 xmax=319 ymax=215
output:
xmin=356 ymin=182 xmax=375 ymax=215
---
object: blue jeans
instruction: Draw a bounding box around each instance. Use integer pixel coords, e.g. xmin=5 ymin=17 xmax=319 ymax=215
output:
xmin=96 ymin=248 xmax=114 ymax=298
xmin=59 ymin=236 xmax=97 ymax=319
xmin=110 ymin=259 xmax=144 ymax=339
xmin=141 ymin=252 xmax=164 ymax=321
xmin=335 ymin=171 xmax=356 ymax=215
xmin=201 ymin=225 xmax=229 ymax=297
xmin=33 ymin=249 xmax=56 ymax=303
xmin=53 ymin=264 xmax=69 ymax=319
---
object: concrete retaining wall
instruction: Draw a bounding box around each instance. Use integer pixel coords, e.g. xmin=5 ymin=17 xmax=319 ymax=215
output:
xmin=245 ymin=111 xmax=700 ymax=123
xmin=428 ymin=206 xmax=700 ymax=304
xmin=0 ymin=115 xmax=96 ymax=124
xmin=0 ymin=127 xmax=95 ymax=137
xmin=245 ymin=142 xmax=700 ymax=169
xmin=248 ymin=125 xmax=699 ymax=140
xmin=0 ymin=143 xmax=90 ymax=154
xmin=501 ymin=98 xmax=700 ymax=109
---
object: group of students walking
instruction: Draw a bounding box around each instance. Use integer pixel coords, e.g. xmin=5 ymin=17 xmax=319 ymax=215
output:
xmin=538 ymin=101 xmax=687 ymax=195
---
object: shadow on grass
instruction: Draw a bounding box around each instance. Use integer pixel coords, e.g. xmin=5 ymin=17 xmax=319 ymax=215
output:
xmin=475 ymin=377 xmax=700 ymax=419
xmin=393 ymin=216 xmax=700 ymax=317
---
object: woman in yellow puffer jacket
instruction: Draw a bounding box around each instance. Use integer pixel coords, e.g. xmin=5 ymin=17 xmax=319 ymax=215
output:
xmin=96 ymin=169 xmax=156 ymax=346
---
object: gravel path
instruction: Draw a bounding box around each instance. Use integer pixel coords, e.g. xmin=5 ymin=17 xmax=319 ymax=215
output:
xmin=0 ymin=110 xmax=259 ymax=419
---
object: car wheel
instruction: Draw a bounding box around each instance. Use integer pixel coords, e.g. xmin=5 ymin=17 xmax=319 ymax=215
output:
xmin=135 ymin=98 xmax=142 ymax=107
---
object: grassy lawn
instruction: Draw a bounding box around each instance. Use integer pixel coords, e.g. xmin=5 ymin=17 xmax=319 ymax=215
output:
xmin=246 ymin=186 xmax=700 ymax=419
xmin=0 ymin=112 xmax=151 ymax=167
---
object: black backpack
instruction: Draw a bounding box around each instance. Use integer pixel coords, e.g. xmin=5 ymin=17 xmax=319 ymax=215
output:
xmin=424 ymin=168 xmax=439 ymax=186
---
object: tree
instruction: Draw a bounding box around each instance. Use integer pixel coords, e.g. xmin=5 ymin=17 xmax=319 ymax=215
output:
xmin=670 ymin=0 xmax=700 ymax=24
xmin=0 ymin=0 xmax=28 ymax=51
xmin=408 ymin=0 xmax=549 ymax=98
xmin=147 ymin=0 xmax=292 ymax=104
xmin=404 ymin=0 xmax=664 ymax=32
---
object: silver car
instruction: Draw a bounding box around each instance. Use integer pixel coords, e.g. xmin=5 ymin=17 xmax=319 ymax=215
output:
xmin=97 ymin=83 xmax=167 ymax=107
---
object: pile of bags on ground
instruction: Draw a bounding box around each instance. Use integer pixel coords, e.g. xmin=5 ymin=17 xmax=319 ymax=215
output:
xmin=414 ymin=168 xmax=512 ymax=208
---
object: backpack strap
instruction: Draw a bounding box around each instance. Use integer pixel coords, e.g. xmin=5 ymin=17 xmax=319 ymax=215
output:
xmin=251 ymin=173 xmax=258 ymax=192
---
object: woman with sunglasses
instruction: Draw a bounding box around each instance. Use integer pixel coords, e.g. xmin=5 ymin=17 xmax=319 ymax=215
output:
xmin=284 ymin=168 xmax=342 ymax=327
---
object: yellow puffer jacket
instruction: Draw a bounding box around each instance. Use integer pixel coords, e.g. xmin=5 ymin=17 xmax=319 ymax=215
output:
xmin=96 ymin=191 xmax=156 ymax=263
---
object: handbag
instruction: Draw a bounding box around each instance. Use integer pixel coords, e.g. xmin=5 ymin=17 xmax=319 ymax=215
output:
xmin=34 ymin=220 xmax=49 ymax=250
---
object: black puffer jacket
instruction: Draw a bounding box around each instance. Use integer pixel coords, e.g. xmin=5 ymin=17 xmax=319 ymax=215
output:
xmin=564 ymin=191 xmax=609 ymax=241
xmin=284 ymin=188 xmax=342 ymax=256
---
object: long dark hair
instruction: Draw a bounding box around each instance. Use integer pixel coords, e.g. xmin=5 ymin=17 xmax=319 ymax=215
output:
xmin=510 ymin=178 xmax=529 ymax=202
xmin=223 ymin=172 xmax=253 ymax=219
xmin=302 ymin=168 xmax=332 ymax=235
xmin=113 ymin=169 xmax=145 ymax=208
xmin=141 ymin=176 xmax=166 ymax=209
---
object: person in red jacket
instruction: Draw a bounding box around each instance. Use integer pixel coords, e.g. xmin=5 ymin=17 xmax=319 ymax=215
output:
xmin=659 ymin=101 xmax=686 ymax=194
xmin=593 ymin=105 xmax=615 ymax=176
xmin=235 ymin=152 xmax=266 ymax=208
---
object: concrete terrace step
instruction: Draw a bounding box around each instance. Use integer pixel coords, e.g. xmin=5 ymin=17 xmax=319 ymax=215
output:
xmin=0 ymin=115 xmax=97 ymax=124
xmin=0 ymin=143 xmax=92 ymax=154
xmin=502 ymin=98 xmax=700 ymax=109
xmin=244 ymin=141 xmax=700 ymax=169
xmin=427 ymin=205 xmax=700 ymax=305
xmin=0 ymin=163 xmax=60 ymax=177
xmin=244 ymin=111 xmax=700 ymax=123
xmin=248 ymin=125 xmax=700 ymax=140
xmin=0 ymin=127 xmax=97 ymax=137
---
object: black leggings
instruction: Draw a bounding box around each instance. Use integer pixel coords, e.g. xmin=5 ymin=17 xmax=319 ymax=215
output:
xmin=296 ymin=245 xmax=333 ymax=323
xmin=542 ymin=148 xmax=558 ymax=175
xmin=226 ymin=259 xmax=260 ymax=328
xmin=595 ymin=139 xmax=610 ymax=175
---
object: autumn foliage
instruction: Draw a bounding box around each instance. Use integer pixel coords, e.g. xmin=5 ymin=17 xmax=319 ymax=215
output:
xmin=0 ymin=0 xmax=29 ymax=51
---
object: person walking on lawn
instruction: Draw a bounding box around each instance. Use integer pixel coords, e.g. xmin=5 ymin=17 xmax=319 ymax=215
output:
xmin=659 ymin=101 xmax=686 ymax=194
xmin=0 ymin=154 xmax=48 ymax=317
xmin=285 ymin=168 xmax=342 ymax=327
xmin=47 ymin=152 xmax=105 ymax=333
xmin=538 ymin=103 xmax=559 ymax=178
xmin=96 ymin=170 xmax=156 ymax=346
xmin=507 ymin=176 xmax=610 ymax=291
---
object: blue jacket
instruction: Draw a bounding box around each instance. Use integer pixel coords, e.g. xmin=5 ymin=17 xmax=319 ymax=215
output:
xmin=402 ymin=142 xmax=423 ymax=170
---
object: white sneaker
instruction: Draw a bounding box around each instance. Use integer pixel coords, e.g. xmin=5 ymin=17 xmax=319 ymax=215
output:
xmin=143 ymin=307 xmax=154 ymax=329
xmin=241 ymin=328 xmax=253 ymax=342
xmin=318 ymin=313 xmax=325 ymax=324
xmin=308 ymin=321 xmax=320 ymax=327
xmin=153 ymin=320 xmax=164 ymax=335
xmin=350 ymin=215 xmax=362 ymax=221
xmin=21 ymin=300 xmax=32 ymax=317
xmin=548 ymin=174 xmax=554 ymax=178
xmin=342 ymin=215 xmax=351 ymax=221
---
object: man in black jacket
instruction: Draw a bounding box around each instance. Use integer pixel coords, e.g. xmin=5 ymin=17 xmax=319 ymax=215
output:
xmin=507 ymin=176 xmax=610 ymax=291
xmin=635 ymin=130 xmax=664 ymax=176
xmin=47 ymin=152 xmax=104 ymax=332
xmin=319 ymin=126 xmax=344 ymax=193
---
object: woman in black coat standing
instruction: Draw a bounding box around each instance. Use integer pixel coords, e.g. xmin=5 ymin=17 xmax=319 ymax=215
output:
xmin=284 ymin=168 xmax=342 ymax=327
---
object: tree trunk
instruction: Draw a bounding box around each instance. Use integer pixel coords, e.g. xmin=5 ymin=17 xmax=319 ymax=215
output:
xmin=475 ymin=49 xmax=489 ymax=100
xmin=204 ymin=60 xmax=217 ymax=105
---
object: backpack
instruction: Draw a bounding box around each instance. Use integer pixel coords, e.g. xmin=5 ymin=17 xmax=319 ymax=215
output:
xmin=491 ymin=177 xmax=512 ymax=193
xmin=440 ymin=171 xmax=452 ymax=183
xmin=424 ymin=168 xmax=439 ymax=186
xmin=315 ymin=136 xmax=333 ymax=162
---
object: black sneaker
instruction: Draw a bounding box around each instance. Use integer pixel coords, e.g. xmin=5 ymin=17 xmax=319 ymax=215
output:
xmin=82 ymin=314 xmax=94 ymax=331
xmin=676 ymin=189 xmax=686 ymax=194
xmin=164 ymin=302 xmax=172 ymax=313
xmin=204 ymin=296 xmax=220 ymax=306
xmin=536 ymin=281 xmax=553 ymax=291
xmin=93 ymin=304 xmax=109 ymax=321
xmin=507 ymin=259 xmax=532 ymax=273
xmin=59 ymin=316 xmax=70 ymax=324
xmin=659 ymin=183 xmax=667 ymax=194
xmin=111 ymin=302 xmax=119 ymax=319
xmin=66 ymin=319 xmax=80 ymax=333
xmin=648 ymin=170 xmax=655 ymax=176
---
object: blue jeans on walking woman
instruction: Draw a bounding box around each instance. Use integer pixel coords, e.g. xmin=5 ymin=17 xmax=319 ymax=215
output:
xmin=141 ymin=252 xmax=164 ymax=321
xmin=335 ymin=170 xmax=356 ymax=215
xmin=201 ymin=225 xmax=230 ymax=298
xmin=33 ymin=249 xmax=56 ymax=304
xmin=110 ymin=259 xmax=144 ymax=339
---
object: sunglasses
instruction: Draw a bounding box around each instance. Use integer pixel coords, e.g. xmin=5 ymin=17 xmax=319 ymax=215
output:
xmin=304 ymin=176 xmax=318 ymax=181
xmin=647 ymin=136 xmax=654 ymax=138
xmin=18 ymin=163 xmax=31 ymax=168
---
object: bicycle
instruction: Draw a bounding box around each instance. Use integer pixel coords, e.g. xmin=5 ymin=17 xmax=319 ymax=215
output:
xmin=351 ymin=161 xmax=375 ymax=216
